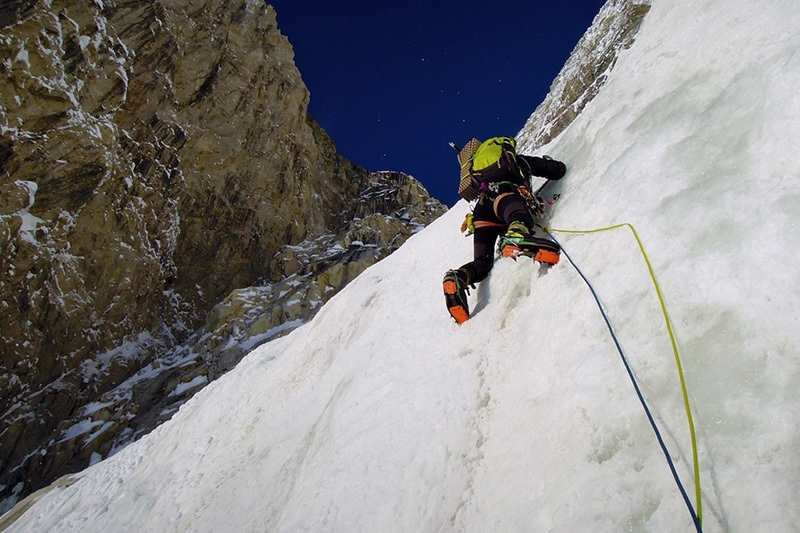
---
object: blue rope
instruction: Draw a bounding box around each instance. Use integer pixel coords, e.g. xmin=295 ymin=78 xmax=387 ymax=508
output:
xmin=547 ymin=231 xmax=702 ymax=533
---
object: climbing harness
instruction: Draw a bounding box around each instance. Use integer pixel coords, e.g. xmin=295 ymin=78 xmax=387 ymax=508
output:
xmin=545 ymin=223 xmax=703 ymax=533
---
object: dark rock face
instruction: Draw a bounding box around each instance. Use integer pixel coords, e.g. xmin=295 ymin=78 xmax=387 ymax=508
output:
xmin=0 ymin=0 xmax=445 ymax=510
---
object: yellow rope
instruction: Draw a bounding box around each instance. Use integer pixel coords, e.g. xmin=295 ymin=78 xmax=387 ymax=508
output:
xmin=547 ymin=223 xmax=702 ymax=525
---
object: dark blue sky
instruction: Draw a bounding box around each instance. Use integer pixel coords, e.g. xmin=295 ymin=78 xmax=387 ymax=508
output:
xmin=267 ymin=1 xmax=606 ymax=206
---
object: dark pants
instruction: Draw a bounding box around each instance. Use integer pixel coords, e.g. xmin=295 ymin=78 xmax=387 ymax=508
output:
xmin=459 ymin=192 xmax=533 ymax=284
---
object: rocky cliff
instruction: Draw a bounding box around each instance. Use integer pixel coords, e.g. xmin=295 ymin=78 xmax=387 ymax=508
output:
xmin=519 ymin=0 xmax=651 ymax=151
xmin=0 ymin=0 xmax=445 ymax=510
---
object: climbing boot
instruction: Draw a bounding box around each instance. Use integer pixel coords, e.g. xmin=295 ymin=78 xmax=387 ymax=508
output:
xmin=503 ymin=220 xmax=532 ymax=242
xmin=501 ymin=221 xmax=561 ymax=265
xmin=443 ymin=268 xmax=471 ymax=324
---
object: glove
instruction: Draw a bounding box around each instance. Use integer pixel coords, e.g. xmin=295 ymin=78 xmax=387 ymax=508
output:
xmin=542 ymin=155 xmax=567 ymax=180
xmin=528 ymin=155 xmax=567 ymax=180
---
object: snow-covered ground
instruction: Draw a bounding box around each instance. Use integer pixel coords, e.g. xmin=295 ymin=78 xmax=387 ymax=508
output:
xmin=3 ymin=0 xmax=800 ymax=531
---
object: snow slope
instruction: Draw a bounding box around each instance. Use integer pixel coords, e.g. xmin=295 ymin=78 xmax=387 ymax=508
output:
xmin=4 ymin=0 xmax=800 ymax=531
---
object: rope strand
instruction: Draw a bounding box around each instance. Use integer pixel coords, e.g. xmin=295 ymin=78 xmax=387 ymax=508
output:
xmin=544 ymin=225 xmax=702 ymax=531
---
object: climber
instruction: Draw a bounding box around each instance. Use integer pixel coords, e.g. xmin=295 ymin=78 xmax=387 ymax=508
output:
xmin=443 ymin=136 xmax=566 ymax=324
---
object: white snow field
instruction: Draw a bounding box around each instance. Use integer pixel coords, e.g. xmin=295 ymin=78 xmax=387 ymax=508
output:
xmin=3 ymin=0 xmax=800 ymax=531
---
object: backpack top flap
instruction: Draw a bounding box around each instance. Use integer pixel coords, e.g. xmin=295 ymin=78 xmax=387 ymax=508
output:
xmin=472 ymin=137 xmax=516 ymax=171
xmin=457 ymin=138 xmax=483 ymax=201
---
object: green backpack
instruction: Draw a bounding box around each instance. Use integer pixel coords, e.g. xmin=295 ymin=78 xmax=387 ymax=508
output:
xmin=456 ymin=136 xmax=521 ymax=201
